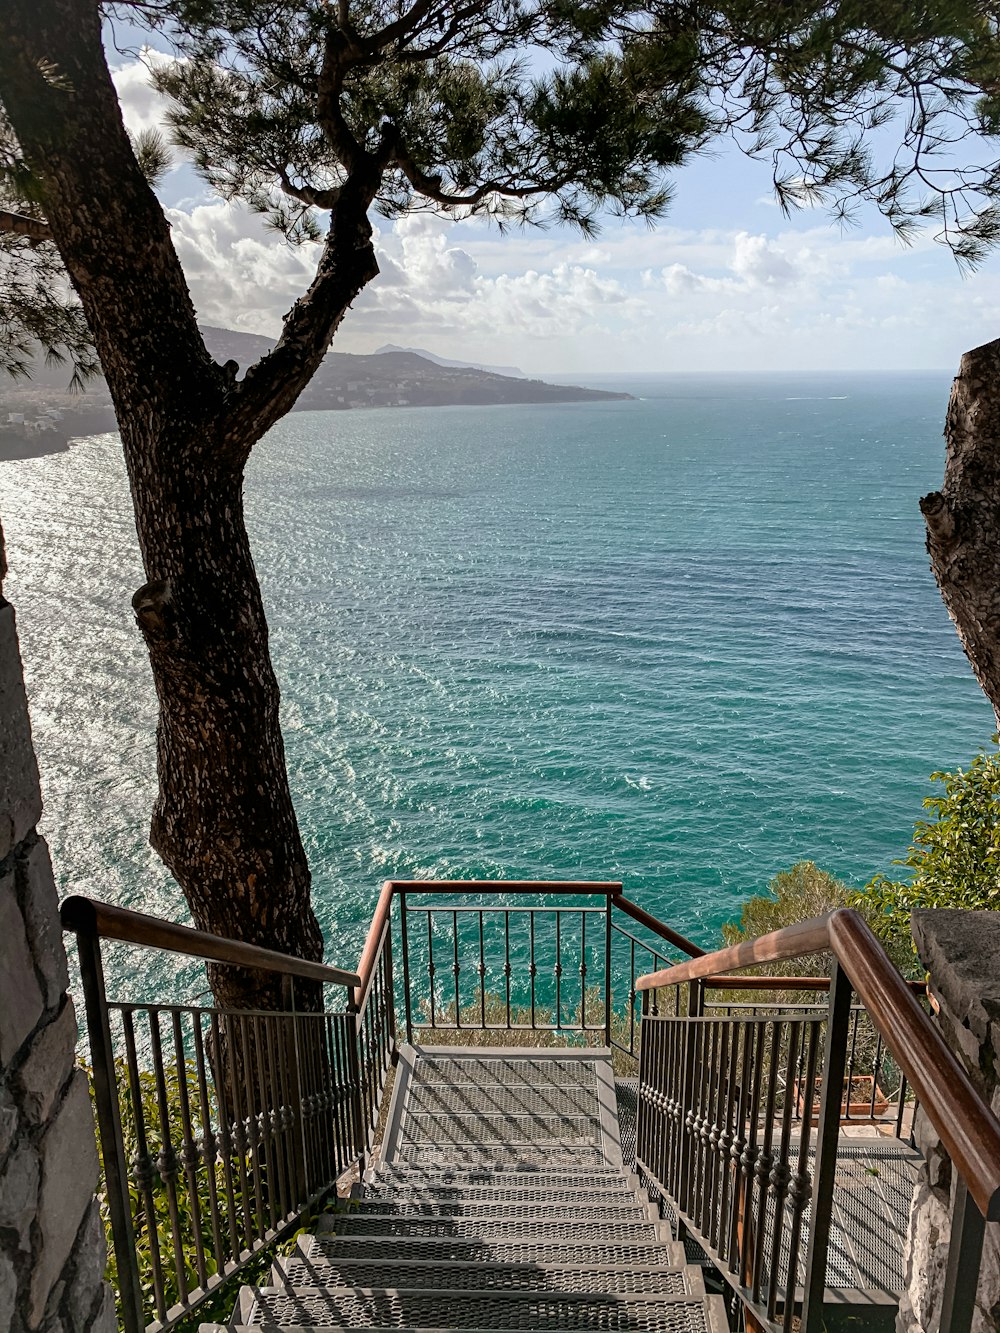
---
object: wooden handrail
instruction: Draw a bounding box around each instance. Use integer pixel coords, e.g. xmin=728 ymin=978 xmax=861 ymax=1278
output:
xmin=614 ymin=896 xmax=706 ymax=957
xmin=636 ymin=907 xmax=1000 ymax=1221
xmin=354 ymin=879 xmax=396 ymax=1009
xmin=703 ymin=974 xmax=929 ymax=992
xmin=60 ymin=894 xmax=362 ymax=990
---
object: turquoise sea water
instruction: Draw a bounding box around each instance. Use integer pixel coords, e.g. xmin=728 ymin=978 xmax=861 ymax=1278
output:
xmin=1 ymin=371 xmax=994 ymax=983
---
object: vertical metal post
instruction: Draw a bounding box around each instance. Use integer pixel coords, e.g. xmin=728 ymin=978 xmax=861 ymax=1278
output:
xmin=604 ymin=892 xmax=613 ymax=1047
xmin=73 ymin=922 xmax=145 ymax=1333
xmin=679 ymin=980 xmax=703 ymax=1212
xmin=280 ymin=975 xmax=309 ymax=1202
xmin=939 ymin=1176 xmax=986 ymax=1333
xmin=345 ymin=996 xmax=366 ymax=1172
xmin=399 ymin=891 xmax=412 ymax=1045
xmin=801 ymin=961 xmax=852 ymax=1333
xmin=383 ymin=920 xmax=398 ymax=1056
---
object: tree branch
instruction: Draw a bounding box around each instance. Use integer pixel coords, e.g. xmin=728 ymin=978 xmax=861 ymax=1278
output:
xmin=0 ymin=208 xmax=52 ymax=241
xmin=225 ymin=164 xmax=382 ymax=453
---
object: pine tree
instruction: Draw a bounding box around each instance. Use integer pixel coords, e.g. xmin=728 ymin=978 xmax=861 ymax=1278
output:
xmin=2 ymin=1 xmax=1000 ymax=1006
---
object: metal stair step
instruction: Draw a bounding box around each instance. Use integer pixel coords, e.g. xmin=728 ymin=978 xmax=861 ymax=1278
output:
xmin=391 ymin=1146 xmax=611 ymax=1166
xmin=405 ymin=1085 xmax=598 ymax=1117
xmin=399 ymin=1113 xmax=600 ymax=1144
xmin=408 ymin=1058 xmax=600 ymax=1089
xmin=274 ymin=1252 xmax=700 ymax=1296
xmin=367 ymin=1164 xmax=627 ymax=1188
xmin=236 ymin=1284 xmax=723 ymax=1330
xmin=299 ymin=1231 xmax=683 ymax=1270
xmin=352 ymin=1198 xmax=657 ymax=1221
xmin=360 ymin=1181 xmax=642 ymax=1205
xmin=316 ymin=1213 xmax=671 ymax=1243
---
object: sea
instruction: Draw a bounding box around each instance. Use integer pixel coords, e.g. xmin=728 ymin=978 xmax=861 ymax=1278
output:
xmin=1 ymin=370 xmax=994 ymax=992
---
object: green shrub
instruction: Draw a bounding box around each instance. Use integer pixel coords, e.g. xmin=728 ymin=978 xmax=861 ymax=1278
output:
xmin=857 ymin=741 xmax=1000 ymax=958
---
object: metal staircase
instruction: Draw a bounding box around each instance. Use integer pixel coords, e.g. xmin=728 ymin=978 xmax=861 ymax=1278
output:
xmin=220 ymin=1048 xmax=728 ymax=1332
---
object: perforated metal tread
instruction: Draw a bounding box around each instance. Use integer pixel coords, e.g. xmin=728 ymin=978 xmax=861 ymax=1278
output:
xmin=409 ymin=1057 xmax=600 ymax=1088
xmin=406 ymin=1084 xmax=599 ymax=1117
xmin=400 ymin=1113 xmax=600 ymax=1145
xmin=275 ymin=1255 xmax=699 ymax=1297
xmin=360 ymin=1182 xmax=641 ymax=1205
xmin=367 ymin=1165 xmax=629 ymax=1185
xmin=305 ymin=1230 xmax=676 ymax=1265
xmin=352 ymin=1198 xmax=656 ymax=1221
xmin=392 ymin=1146 xmax=611 ymax=1167
xmin=239 ymin=1285 xmax=718 ymax=1330
xmin=317 ymin=1214 xmax=670 ymax=1243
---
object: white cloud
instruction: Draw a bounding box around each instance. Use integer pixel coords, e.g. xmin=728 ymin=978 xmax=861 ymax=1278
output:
xmin=730 ymin=232 xmax=798 ymax=286
xmin=111 ymin=49 xmax=181 ymax=163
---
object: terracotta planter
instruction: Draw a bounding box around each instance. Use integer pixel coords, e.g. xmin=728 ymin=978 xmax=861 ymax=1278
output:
xmin=794 ymin=1074 xmax=889 ymax=1119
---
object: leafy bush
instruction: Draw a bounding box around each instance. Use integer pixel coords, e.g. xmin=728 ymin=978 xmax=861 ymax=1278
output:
xmin=858 ymin=742 xmax=1000 ymax=957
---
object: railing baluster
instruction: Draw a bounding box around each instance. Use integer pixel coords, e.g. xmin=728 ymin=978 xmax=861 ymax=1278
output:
xmin=452 ymin=909 xmax=461 ymax=1028
xmin=208 ymin=1010 xmax=245 ymax=1252
xmin=844 ymin=1006 xmax=860 ymax=1123
xmin=400 ymin=890 xmax=413 ymax=1044
xmin=263 ymin=1013 xmax=291 ymax=1218
xmin=478 ymin=910 xmax=486 ymax=1029
xmin=426 ymin=912 xmax=436 ymax=1029
xmin=784 ymin=1019 xmax=821 ymax=1333
xmin=802 ymin=961 xmax=852 ymax=1333
xmin=765 ymin=1020 xmax=800 ymax=1324
xmin=250 ymin=1014 xmax=278 ymax=1231
xmin=191 ymin=1013 xmax=227 ymax=1275
xmin=555 ymin=911 xmax=563 ymax=1030
xmin=238 ymin=1014 xmax=266 ymax=1234
xmin=529 ymin=913 xmax=536 ymax=1029
xmin=716 ymin=1016 xmax=740 ymax=1266
xmin=603 ymin=893 xmax=612 ymax=1045
xmin=738 ymin=1020 xmax=766 ymax=1291
xmin=148 ymin=1008 xmax=189 ymax=1307
xmin=504 ymin=909 xmax=512 ymax=1029
xmin=580 ymin=909 xmax=587 ymax=1031
xmin=170 ymin=1009 xmax=208 ymax=1292
xmin=707 ymin=1019 xmax=729 ymax=1251
xmin=73 ymin=929 xmax=144 ymax=1333
xmin=752 ymin=1020 xmax=783 ymax=1307
xmin=629 ymin=936 xmax=636 ymax=1054
xmin=122 ymin=1008 xmax=168 ymax=1321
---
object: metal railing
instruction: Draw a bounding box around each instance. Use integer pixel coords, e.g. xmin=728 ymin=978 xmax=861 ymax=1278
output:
xmin=635 ymin=908 xmax=1000 ymax=1333
xmin=67 ymin=883 xmax=1000 ymax=1333
xmin=62 ymin=896 xmax=372 ymax=1333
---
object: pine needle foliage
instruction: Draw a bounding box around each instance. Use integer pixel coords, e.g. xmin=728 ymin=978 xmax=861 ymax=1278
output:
xmin=6 ymin=2 xmax=1000 ymax=373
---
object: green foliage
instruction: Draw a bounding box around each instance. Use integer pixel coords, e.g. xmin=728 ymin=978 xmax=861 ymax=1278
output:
xmin=856 ymin=741 xmax=1000 ymax=954
xmin=722 ymin=859 xmax=917 ymax=980
xmin=87 ymin=1058 xmax=274 ymax=1332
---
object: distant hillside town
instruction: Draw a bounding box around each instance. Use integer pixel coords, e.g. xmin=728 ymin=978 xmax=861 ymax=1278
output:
xmin=1 ymin=327 xmax=631 ymax=453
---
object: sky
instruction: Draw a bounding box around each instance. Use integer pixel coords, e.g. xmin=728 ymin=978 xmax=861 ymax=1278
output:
xmin=108 ymin=40 xmax=1000 ymax=377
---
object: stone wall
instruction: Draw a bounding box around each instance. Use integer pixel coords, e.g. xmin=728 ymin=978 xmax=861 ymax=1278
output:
xmin=0 ymin=519 xmax=113 ymax=1333
xmin=897 ymin=909 xmax=1000 ymax=1333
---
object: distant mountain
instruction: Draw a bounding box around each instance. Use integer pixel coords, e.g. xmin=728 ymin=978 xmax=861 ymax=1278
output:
xmin=1 ymin=326 xmax=632 ymax=448
xmin=374 ymin=343 xmax=526 ymax=379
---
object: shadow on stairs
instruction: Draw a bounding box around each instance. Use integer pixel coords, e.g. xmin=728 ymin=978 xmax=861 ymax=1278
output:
xmin=209 ymin=1045 xmax=728 ymax=1332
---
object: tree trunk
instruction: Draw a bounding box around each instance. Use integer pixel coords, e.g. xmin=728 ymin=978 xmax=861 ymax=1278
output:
xmin=922 ymin=339 xmax=1000 ymax=732
xmin=128 ymin=427 xmax=324 ymax=1010
xmin=0 ymin=0 xmax=327 ymax=1008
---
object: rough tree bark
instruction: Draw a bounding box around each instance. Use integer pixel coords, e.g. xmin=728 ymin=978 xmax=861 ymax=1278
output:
xmin=0 ymin=0 xmax=381 ymax=1008
xmin=921 ymin=339 xmax=1000 ymax=732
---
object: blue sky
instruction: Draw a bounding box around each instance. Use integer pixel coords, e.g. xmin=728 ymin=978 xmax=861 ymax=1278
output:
xmin=109 ymin=44 xmax=1000 ymax=376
